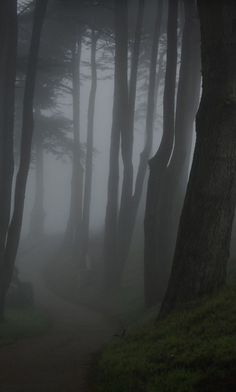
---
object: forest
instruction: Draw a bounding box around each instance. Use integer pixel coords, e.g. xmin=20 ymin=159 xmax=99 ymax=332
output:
xmin=0 ymin=0 xmax=236 ymax=391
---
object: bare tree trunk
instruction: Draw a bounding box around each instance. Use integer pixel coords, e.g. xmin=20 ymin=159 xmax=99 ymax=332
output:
xmin=116 ymin=0 xmax=163 ymax=287
xmin=118 ymin=0 xmax=144 ymax=245
xmin=103 ymin=0 xmax=126 ymax=291
xmin=65 ymin=30 xmax=84 ymax=247
xmin=80 ymin=30 xmax=98 ymax=267
xmin=144 ymin=0 xmax=178 ymax=307
xmin=155 ymin=0 xmax=201 ymax=301
xmin=30 ymin=110 xmax=45 ymax=238
xmin=0 ymin=0 xmax=48 ymax=318
xmin=111 ymin=0 xmax=130 ymax=288
xmin=160 ymin=0 xmax=236 ymax=316
xmin=0 ymin=0 xmax=17 ymax=319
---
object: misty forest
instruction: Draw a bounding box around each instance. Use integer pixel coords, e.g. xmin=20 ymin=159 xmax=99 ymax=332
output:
xmin=0 ymin=0 xmax=236 ymax=391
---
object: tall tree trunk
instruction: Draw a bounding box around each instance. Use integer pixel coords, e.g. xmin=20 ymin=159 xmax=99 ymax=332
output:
xmin=65 ymin=31 xmax=84 ymax=247
xmin=111 ymin=0 xmax=130 ymax=288
xmin=144 ymin=0 xmax=178 ymax=307
xmin=80 ymin=30 xmax=98 ymax=267
xmin=160 ymin=0 xmax=236 ymax=316
xmin=0 ymin=0 xmax=48 ymax=318
xmin=116 ymin=0 xmax=163 ymax=287
xmin=118 ymin=0 xmax=144 ymax=240
xmin=30 ymin=110 xmax=45 ymax=238
xmin=155 ymin=0 xmax=201 ymax=300
xmin=103 ymin=0 xmax=126 ymax=292
xmin=0 ymin=0 xmax=17 ymax=318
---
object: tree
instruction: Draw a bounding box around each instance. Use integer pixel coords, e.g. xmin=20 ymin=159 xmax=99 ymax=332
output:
xmin=155 ymin=0 xmax=201 ymax=301
xmin=144 ymin=0 xmax=178 ymax=307
xmin=29 ymin=108 xmax=45 ymax=238
xmin=160 ymin=0 xmax=236 ymax=316
xmin=103 ymin=0 xmax=165 ymax=291
xmin=0 ymin=0 xmax=18 ymax=319
xmin=116 ymin=0 xmax=163 ymax=289
xmin=103 ymin=0 xmax=127 ymax=291
xmin=80 ymin=29 xmax=99 ymax=267
xmin=65 ymin=28 xmax=84 ymax=246
xmin=0 ymin=0 xmax=48 ymax=318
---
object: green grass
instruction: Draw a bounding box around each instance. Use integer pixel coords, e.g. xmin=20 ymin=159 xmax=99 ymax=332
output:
xmin=0 ymin=307 xmax=50 ymax=346
xmin=95 ymin=286 xmax=236 ymax=392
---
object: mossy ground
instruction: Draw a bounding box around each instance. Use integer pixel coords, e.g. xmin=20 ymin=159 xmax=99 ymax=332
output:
xmin=95 ymin=286 xmax=236 ymax=392
xmin=0 ymin=307 xmax=50 ymax=346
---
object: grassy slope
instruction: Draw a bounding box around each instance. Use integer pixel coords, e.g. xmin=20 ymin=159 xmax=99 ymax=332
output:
xmin=95 ymin=286 xmax=236 ymax=392
xmin=0 ymin=307 xmax=50 ymax=346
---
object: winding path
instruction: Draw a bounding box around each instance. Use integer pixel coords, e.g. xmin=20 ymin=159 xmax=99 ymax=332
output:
xmin=0 ymin=238 xmax=116 ymax=392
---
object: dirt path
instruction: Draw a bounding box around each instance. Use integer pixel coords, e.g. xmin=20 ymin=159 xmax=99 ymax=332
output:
xmin=0 ymin=238 xmax=116 ymax=392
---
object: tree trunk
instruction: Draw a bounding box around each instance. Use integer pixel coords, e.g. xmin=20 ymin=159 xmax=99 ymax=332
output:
xmin=144 ymin=0 xmax=178 ymax=307
xmin=103 ymin=0 xmax=126 ymax=291
xmin=65 ymin=30 xmax=84 ymax=247
xmin=155 ymin=0 xmax=201 ymax=301
xmin=0 ymin=0 xmax=48 ymax=318
xmin=117 ymin=0 xmax=144 ymax=257
xmin=160 ymin=0 xmax=236 ymax=316
xmin=116 ymin=0 xmax=163 ymax=287
xmin=80 ymin=30 xmax=98 ymax=267
xmin=30 ymin=110 xmax=45 ymax=238
xmin=112 ymin=0 xmax=130 ymax=288
xmin=0 ymin=0 xmax=17 ymax=319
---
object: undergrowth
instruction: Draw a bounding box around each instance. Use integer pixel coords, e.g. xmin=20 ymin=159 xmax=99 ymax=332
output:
xmin=95 ymin=286 xmax=236 ymax=392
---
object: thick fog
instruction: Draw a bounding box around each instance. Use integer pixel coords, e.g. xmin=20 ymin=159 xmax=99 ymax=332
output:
xmin=2 ymin=0 xmax=236 ymax=390
xmin=20 ymin=1 xmax=164 ymax=237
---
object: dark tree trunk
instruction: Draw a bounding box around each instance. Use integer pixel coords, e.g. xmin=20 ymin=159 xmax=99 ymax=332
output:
xmin=80 ymin=30 xmax=98 ymax=267
xmin=118 ymin=0 xmax=145 ymax=252
xmin=0 ymin=0 xmax=17 ymax=319
xmin=30 ymin=110 xmax=45 ymax=238
xmin=116 ymin=0 xmax=163 ymax=287
xmin=103 ymin=0 xmax=126 ymax=291
xmin=0 ymin=0 xmax=48 ymax=318
xmin=160 ymin=0 xmax=236 ymax=316
xmin=112 ymin=0 xmax=130 ymax=288
xmin=65 ymin=31 xmax=84 ymax=247
xmin=155 ymin=0 xmax=201 ymax=301
xmin=144 ymin=0 xmax=178 ymax=307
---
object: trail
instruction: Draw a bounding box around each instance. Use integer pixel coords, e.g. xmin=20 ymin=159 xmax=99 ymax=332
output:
xmin=0 ymin=237 xmax=116 ymax=392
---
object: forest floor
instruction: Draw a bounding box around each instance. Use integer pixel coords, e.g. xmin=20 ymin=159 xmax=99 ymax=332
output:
xmin=95 ymin=286 xmax=236 ymax=392
xmin=0 ymin=236 xmax=117 ymax=392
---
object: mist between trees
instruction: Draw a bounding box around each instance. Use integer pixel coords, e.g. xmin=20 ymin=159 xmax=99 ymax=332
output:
xmin=0 ymin=0 xmax=236 ymax=325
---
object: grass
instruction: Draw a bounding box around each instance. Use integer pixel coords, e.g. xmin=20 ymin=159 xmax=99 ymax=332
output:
xmin=94 ymin=286 xmax=236 ymax=392
xmin=0 ymin=307 xmax=50 ymax=346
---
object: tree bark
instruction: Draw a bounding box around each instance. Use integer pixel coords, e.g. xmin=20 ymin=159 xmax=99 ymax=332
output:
xmin=80 ymin=29 xmax=98 ymax=267
xmin=144 ymin=0 xmax=178 ymax=307
xmin=155 ymin=0 xmax=201 ymax=301
xmin=65 ymin=30 xmax=84 ymax=247
xmin=117 ymin=0 xmax=144 ymax=258
xmin=116 ymin=0 xmax=163 ymax=287
xmin=0 ymin=0 xmax=17 ymax=319
xmin=30 ymin=109 xmax=45 ymax=238
xmin=103 ymin=0 xmax=126 ymax=291
xmin=160 ymin=0 xmax=236 ymax=316
xmin=0 ymin=0 xmax=48 ymax=318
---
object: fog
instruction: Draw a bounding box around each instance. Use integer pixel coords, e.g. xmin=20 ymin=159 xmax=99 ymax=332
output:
xmin=2 ymin=0 xmax=235 ymax=390
xmin=20 ymin=1 xmax=162 ymax=237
